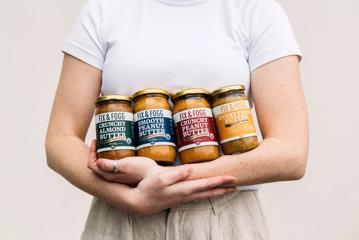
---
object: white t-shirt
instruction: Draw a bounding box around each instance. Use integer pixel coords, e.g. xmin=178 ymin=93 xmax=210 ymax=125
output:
xmin=62 ymin=0 xmax=301 ymax=191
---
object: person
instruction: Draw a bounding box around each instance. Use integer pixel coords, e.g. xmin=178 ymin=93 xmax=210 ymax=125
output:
xmin=45 ymin=0 xmax=309 ymax=239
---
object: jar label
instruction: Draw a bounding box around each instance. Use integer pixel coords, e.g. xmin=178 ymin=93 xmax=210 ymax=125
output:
xmin=173 ymin=108 xmax=218 ymax=152
xmin=134 ymin=109 xmax=176 ymax=150
xmin=95 ymin=112 xmax=135 ymax=153
xmin=212 ymin=100 xmax=257 ymax=143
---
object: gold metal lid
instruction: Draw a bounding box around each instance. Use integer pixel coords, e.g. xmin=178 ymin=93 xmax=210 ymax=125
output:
xmin=132 ymin=88 xmax=170 ymax=100
xmin=95 ymin=95 xmax=131 ymax=104
xmin=171 ymin=88 xmax=210 ymax=101
xmin=210 ymin=85 xmax=245 ymax=98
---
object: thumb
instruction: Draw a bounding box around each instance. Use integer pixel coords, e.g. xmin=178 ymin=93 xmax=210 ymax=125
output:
xmin=88 ymin=139 xmax=98 ymax=164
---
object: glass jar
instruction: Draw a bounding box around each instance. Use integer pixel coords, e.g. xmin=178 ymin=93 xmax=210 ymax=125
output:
xmin=132 ymin=88 xmax=176 ymax=164
xmin=95 ymin=95 xmax=136 ymax=160
xmin=172 ymin=89 xmax=219 ymax=164
xmin=211 ymin=85 xmax=259 ymax=154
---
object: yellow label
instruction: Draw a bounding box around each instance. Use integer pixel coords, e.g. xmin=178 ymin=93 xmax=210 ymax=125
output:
xmin=212 ymin=100 xmax=256 ymax=143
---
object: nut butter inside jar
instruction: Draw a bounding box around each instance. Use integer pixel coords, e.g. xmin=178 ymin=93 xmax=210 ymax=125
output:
xmin=211 ymin=85 xmax=259 ymax=155
xmin=95 ymin=95 xmax=136 ymax=160
xmin=132 ymin=88 xmax=176 ymax=165
xmin=172 ymin=89 xmax=220 ymax=164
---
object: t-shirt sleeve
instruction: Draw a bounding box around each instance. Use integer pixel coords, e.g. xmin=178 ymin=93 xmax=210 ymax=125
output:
xmin=248 ymin=0 xmax=302 ymax=72
xmin=62 ymin=0 xmax=106 ymax=70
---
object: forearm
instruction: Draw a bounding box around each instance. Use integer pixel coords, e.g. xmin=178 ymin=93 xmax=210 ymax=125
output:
xmin=186 ymin=138 xmax=307 ymax=186
xmin=45 ymin=135 xmax=130 ymax=209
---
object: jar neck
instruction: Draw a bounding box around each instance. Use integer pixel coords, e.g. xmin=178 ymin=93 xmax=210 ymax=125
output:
xmin=173 ymin=93 xmax=209 ymax=104
xmin=96 ymin=99 xmax=130 ymax=107
xmin=134 ymin=93 xmax=168 ymax=102
xmin=212 ymin=91 xmax=244 ymax=101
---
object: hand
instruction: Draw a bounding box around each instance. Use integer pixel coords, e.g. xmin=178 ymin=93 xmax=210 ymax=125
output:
xmin=87 ymin=140 xmax=163 ymax=185
xmin=124 ymin=165 xmax=238 ymax=215
xmin=87 ymin=140 xmax=238 ymax=215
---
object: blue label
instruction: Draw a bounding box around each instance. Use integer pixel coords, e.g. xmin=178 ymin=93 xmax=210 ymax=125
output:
xmin=134 ymin=109 xmax=176 ymax=149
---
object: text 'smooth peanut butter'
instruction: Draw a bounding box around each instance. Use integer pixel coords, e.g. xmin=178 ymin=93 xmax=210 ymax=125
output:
xmin=133 ymin=88 xmax=176 ymax=164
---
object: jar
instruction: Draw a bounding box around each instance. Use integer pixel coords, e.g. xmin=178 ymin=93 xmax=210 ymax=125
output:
xmin=211 ymin=85 xmax=259 ymax=154
xmin=95 ymin=95 xmax=136 ymax=160
xmin=132 ymin=88 xmax=176 ymax=164
xmin=171 ymin=89 xmax=219 ymax=164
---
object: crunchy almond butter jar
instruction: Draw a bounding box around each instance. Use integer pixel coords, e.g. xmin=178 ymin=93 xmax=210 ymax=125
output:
xmin=95 ymin=95 xmax=136 ymax=160
xmin=171 ymin=89 xmax=219 ymax=164
xmin=132 ymin=88 xmax=176 ymax=165
xmin=211 ymin=85 xmax=259 ymax=155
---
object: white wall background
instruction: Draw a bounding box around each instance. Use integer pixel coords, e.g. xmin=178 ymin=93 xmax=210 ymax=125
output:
xmin=0 ymin=0 xmax=358 ymax=239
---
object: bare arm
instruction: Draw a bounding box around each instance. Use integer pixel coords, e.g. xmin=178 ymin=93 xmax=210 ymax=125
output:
xmin=186 ymin=56 xmax=309 ymax=185
xmin=45 ymin=54 xmax=132 ymax=207
xmin=46 ymin=54 xmax=237 ymax=215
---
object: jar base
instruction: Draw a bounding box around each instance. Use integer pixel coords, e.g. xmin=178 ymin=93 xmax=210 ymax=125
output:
xmin=222 ymin=137 xmax=259 ymax=155
xmin=137 ymin=146 xmax=177 ymax=163
xmin=97 ymin=150 xmax=136 ymax=160
xmin=179 ymin=145 xmax=220 ymax=164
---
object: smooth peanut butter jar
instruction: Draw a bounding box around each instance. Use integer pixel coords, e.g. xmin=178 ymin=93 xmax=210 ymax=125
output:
xmin=132 ymin=88 xmax=176 ymax=165
xmin=171 ymin=88 xmax=219 ymax=164
xmin=95 ymin=95 xmax=136 ymax=160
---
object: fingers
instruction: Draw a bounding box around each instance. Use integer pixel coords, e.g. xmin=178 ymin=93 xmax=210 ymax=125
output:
xmin=88 ymin=139 xmax=97 ymax=164
xmin=96 ymin=157 xmax=157 ymax=174
xmin=96 ymin=158 xmax=126 ymax=173
xmin=90 ymin=164 xmax=130 ymax=183
xmin=184 ymin=187 xmax=237 ymax=203
xmin=154 ymin=165 xmax=193 ymax=187
xmin=167 ymin=175 xmax=237 ymax=197
xmin=92 ymin=157 xmax=142 ymax=184
xmin=87 ymin=141 xmax=120 ymax=181
xmin=87 ymin=139 xmax=99 ymax=173
xmin=187 ymin=176 xmax=237 ymax=193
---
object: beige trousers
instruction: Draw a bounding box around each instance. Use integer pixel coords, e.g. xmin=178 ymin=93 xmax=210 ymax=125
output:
xmin=81 ymin=191 xmax=268 ymax=240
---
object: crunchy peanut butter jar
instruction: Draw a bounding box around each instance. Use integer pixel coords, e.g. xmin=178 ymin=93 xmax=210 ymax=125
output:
xmin=132 ymin=88 xmax=176 ymax=165
xmin=211 ymin=85 xmax=259 ymax=155
xmin=95 ymin=95 xmax=136 ymax=160
xmin=171 ymin=89 xmax=219 ymax=164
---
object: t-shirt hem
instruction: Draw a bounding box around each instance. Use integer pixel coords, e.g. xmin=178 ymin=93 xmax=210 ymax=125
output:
xmin=249 ymin=44 xmax=303 ymax=72
xmin=236 ymin=184 xmax=261 ymax=191
xmin=62 ymin=41 xmax=104 ymax=70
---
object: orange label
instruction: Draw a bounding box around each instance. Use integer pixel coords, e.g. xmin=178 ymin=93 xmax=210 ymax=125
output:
xmin=212 ymin=100 xmax=257 ymax=143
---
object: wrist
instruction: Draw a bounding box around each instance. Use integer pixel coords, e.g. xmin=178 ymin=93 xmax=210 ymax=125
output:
xmin=104 ymin=182 xmax=134 ymax=210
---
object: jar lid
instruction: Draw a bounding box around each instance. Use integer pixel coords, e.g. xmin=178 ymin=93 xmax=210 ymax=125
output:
xmin=132 ymin=88 xmax=170 ymax=100
xmin=95 ymin=95 xmax=131 ymax=104
xmin=171 ymin=88 xmax=210 ymax=101
xmin=210 ymin=85 xmax=245 ymax=98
